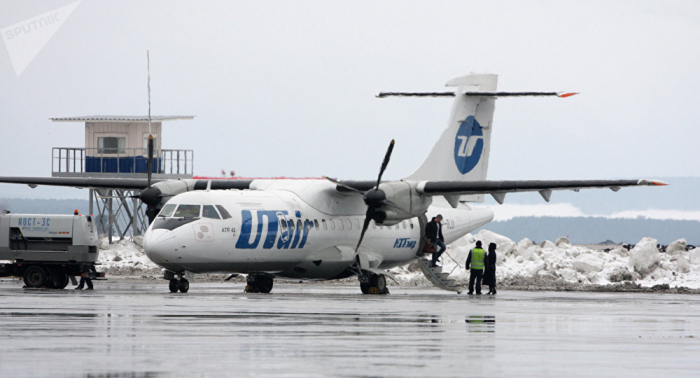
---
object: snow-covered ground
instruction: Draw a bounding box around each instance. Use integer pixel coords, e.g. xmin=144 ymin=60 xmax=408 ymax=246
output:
xmin=99 ymin=230 xmax=700 ymax=289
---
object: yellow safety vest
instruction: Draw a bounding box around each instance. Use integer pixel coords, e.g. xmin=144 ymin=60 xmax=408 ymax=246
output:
xmin=471 ymin=248 xmax=485 ymax=270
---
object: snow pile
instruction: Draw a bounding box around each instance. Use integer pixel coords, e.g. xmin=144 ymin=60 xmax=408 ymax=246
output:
xmin=393 ymin=230 xmax=700 ymax=289
xmin=97 ymin=236 xmax=160 ymax=276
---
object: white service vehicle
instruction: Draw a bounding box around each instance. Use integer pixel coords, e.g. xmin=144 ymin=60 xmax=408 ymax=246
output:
xmin=0 ymin=211 xmax=104 ymax=289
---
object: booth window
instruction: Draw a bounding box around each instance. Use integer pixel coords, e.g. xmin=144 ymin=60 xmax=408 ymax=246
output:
xmin=98 ymin=136 xmax=126 ymax=154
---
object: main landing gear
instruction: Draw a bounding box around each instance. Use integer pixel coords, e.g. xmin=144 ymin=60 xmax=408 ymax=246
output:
xmin=360 ymin=273 xmax=389 ymax=295
xmin=245 ymin=274 xmax=274 ymax=294
xmin=167 ymin=271 xmax=189 ymax=293
xmin=169 ymin=278 xmax=189 ymax=293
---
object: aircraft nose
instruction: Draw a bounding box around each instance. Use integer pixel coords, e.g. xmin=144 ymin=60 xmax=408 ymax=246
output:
xmin=143 ymin=229 xmax=177 ymax=265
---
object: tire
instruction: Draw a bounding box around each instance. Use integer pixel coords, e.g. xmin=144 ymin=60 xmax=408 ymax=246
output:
xmin=178 ymin=279 xmax=190 ymax=293
xmin=258 ymin=276 xmax=273 ymax=293
xmin=51 ymin=273 xmax=70 ymax=289
xmin=370 ymin=274 xmax=386 ymax=292
xmin=23 ymin=266 xmax=47 ymax=288
xmin=169 ymin=279 xmax=179 ymax=293
xmin=360 ymin=282 xmax=370 ymax=294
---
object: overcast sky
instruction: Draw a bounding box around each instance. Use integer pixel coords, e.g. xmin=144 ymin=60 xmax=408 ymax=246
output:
xmin=1 ymin=0 xmax=698 ymax=199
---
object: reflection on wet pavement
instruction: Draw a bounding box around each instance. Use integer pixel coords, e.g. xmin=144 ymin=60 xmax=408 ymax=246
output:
xmin=0 ymin=281 xmax=699 ymax=377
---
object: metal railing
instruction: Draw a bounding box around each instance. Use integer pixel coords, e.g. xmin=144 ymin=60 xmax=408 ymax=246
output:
xmin=52 ymin=147 xmax=194 ymax=176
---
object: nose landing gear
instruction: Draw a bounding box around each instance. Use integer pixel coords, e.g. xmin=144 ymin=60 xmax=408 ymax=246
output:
xmin=167 ymin=271 xmax=190 ymax=293
xmin=245 ymin=274 xmax=274 ymax=293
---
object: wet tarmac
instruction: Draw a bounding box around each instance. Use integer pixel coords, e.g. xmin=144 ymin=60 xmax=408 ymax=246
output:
xmin=1 ymin=279 xmax=699 ymax=377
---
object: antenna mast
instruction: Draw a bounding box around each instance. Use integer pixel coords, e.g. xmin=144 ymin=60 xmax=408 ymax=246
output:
xmin=147 ymin=50 xmax=152 ymax=135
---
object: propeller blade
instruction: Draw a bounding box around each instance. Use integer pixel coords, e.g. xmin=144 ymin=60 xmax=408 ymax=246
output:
xmin=355 ymin=208 xmax=374 ymax=253
xmin=376 ymin=139 xmax=395 ymax=188
xmin=323 ymin=176 xmax=364 ymax=194
xmin=147 ymin=134 xmax=154 ymax=188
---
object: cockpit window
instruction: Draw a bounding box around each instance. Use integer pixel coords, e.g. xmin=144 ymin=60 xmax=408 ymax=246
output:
xmin=158 ymin=204 xmax=177 ymax=218
xmin=173 ymin=205 xmax=201 ymax=218
xmin=202 ymin=205 xmax=220 ymax=219
xmin=216 ymin=205 xmax=232 ymax=219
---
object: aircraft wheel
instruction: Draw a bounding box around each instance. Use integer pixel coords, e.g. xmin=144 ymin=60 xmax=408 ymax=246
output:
xmin=258 ymin=276 xmax=273 ymax=294
xmin=169 ymin=279 xmax=179 ymax=293
xmin=360 ymin=282 xmax=370 ymax=294
xmin=23 ymin=266 xmax=47 ymax=288
xmin=370 ymin=274 xmax=386 ymax=293
xmin=178 ymin=278 xmax=190 ymax=293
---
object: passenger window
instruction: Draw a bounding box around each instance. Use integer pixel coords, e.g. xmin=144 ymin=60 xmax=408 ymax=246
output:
xmin=280 ymin=219 xmax=288 ymax=230
xmin=330 ymin=220 xmax=335 ymax=230
xmin=338 ymin=219 xmax=344 ymax=230
xmin=174 ymin=205 xmax=201 ymax=218
xmin=289 ymin=220 xmax=295 ymax=230
xmin=304 ymin=219 xmax=310 ymax=229
xmin=322 ymin=219 xmax=327 ymax=230
xmin=354 ymin=219 xmax=360 ymax=229
xmin=215 ymin=205 xmax=232 ymax=219
xmin=409 ymin=221 xmax=414 ymax=229
xmin=345 ymin=219 xmax=352 ymax=230
xmin=297 ymin=220 xmax=303 ymax=230
xmin=402 ymin=221 xmax=406 ymax=229
xmin=202 ymin=205 xmax=221 ymax=219
xmin=158 ymin=204 xmax=177 ymax=218
xmin=314 ymin=219 xmax=319 ymax=230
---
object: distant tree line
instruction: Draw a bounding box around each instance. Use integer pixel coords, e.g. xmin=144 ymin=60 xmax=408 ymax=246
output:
xmin=480 ymin=217 xmax=700 ymax=245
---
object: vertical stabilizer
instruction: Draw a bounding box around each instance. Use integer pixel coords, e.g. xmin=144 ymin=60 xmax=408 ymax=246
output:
xmin=404 ymin=73 xmax=497 ymax=202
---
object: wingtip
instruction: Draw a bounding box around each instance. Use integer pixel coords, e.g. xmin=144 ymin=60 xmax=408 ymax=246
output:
xmin=558 ymin=92 xmax=579 ymax=98
xmin=640 ymin=179 xmax=669 ymax=186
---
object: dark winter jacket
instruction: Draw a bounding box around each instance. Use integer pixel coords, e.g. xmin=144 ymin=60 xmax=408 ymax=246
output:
xmin=425 ymin=218 xmax=444 ymax=242
xmin=483 ymin=250 xmax=497 ymax=286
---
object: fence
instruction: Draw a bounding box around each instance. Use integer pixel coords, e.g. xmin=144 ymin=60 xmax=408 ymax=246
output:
xmin=52 ymin=148 xmax=194 ymax=175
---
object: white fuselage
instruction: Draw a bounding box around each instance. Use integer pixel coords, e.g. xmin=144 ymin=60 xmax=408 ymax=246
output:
xmin=143 ymin=179 xmax=494 ymax=280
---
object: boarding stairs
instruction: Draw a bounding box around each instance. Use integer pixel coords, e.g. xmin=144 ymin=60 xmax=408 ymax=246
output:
xmin=417 ymin=258 xmax=463 ymax=294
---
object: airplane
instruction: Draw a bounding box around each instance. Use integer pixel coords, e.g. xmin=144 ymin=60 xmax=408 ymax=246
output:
xmin=0 ymin=73 xmax=667 ymax=295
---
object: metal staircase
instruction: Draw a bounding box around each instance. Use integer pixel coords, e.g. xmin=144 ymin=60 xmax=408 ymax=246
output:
xmin=417 ymin=258 xmax=463 ymax=294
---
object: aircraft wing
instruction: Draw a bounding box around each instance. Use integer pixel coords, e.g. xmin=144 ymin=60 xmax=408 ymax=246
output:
xmin=416 ymin=179 xmax=667 ymax=195
xmin=0 ymin=176 xmax=157 ymax=190
xmin=337 ymin=179 xmax=667 ymax=205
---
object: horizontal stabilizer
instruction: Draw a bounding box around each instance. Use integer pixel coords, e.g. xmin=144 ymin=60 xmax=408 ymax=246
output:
xmin=376 ymin=92 xmax=578 ymax=98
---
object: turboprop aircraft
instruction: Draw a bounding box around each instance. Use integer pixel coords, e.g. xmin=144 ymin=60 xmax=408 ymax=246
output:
xmin=0 ymin=73 xmax=666 ymax=294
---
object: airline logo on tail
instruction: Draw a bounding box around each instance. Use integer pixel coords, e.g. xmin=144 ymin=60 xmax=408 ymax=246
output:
xmin=454 ymin=116 xmax=483 ymax=174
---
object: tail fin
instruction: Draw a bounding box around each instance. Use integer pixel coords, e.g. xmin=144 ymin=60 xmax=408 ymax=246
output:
xmin=377 ymin=72 xmax=577 ymax=203
xmin=404 ymin=73 xmax=498 ymax=189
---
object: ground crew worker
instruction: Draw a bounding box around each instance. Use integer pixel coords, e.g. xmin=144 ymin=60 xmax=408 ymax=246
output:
xmin=75 ymin=265 xmax=94 ymax=290
xmin=466 ymin=240 xmax=485 ymax=295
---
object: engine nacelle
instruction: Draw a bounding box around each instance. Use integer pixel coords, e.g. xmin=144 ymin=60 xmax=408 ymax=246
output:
xmin=373 ymin=181 xmax=432 ymax=226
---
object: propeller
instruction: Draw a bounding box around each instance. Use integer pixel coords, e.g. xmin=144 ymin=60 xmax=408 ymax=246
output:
xmin=355 ymin=139 xmax=394 ymax=253
xmin=147 ymin=134 xmax=153 ymax=188
xmin=136 ymin=134 xmax=161 ymax=224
